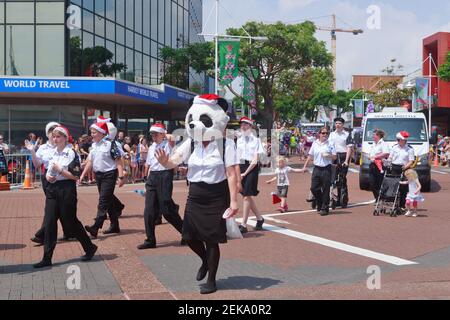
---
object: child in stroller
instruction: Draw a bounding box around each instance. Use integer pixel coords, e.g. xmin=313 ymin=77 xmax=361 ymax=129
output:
xmin=373 ymin=164 xmax=404 ymax=217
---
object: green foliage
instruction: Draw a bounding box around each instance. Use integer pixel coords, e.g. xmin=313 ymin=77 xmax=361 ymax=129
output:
xmin=372 ymin=80 xmax=413 ymax=108
xmin=438 ymin=52 xmax=450 ymax=82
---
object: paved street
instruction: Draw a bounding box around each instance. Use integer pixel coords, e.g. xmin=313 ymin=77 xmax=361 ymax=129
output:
xmin=1 ymin=162 xmax=450 ymax=300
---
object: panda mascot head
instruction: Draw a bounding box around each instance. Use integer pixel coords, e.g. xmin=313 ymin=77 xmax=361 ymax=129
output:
xmin=186 ymin=94 xmax=230 ymax=142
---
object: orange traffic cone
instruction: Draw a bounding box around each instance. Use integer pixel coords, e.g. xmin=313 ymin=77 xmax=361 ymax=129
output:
xmin=0 ymin=173 xmax=10 ymax=191
xmin=22 ymin=160 xmax=34 ymax=190
xmin=434 ymin=153 xmax=439 ymax=167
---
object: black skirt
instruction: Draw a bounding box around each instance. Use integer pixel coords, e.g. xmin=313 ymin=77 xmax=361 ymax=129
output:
xmin=183 ymin=180 xmax=230 ymax=244
xmin=240 ymin=162 xmax=260 ymax=197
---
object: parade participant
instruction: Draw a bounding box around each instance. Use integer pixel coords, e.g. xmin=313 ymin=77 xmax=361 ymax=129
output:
xmin=328 ymin=117 xmax=354 ymax=208
xmin=368 ymin=129 xmax=390 ymax=201
xmin=80 ymin=121 xmax=125 ymax=238
xmin=266 ymin=156 xmax=304 ymax=213
xmin=137 ymin=123 xmax=183 ymax=250
xmin=32 ymin=126 xmax=97 ymax=268
xmin=26 ymin=122 xmax=72 ymax=244
xmin=156 ymin=94 xmax=240 ymax=295
xmin=301 ymin=127 xmax=337 ymax=216
xmin=400 ymin=169 xmax=425 ymax=218
xmin=236 ymin=116 xmax=265 ymax=234
xmin=388 ymin=131 xmax=415 ymax=210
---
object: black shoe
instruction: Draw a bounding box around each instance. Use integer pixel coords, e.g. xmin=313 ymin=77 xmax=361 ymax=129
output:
xmin=81 ymin=244 xmax=98 ymax=262
xmin=33 ymin=259 xmax=52 ymax=269
xmin=118 ymin=204 xmax=125 ymax=217
xmin=30 ymin=237 xmax=44 ymax=245
xmin=320 ymin=210 xmax=329 ymax=216
xmin=306 ymin=198 xmax=315 ymax=203
xmin=316 ymin=205 xmax=323 ymax=213
xmin=239 ymin=225 xmax=248 ymax=234
xmin=85 ymin=225 xmax=99 ymax=239
xmin=180 ymin=239 xmax=188 ymax=246
xmin=200 ymin=282 xmax=217 ymax=295
xmin=155 ymin=218 xmax=162 ymax=225
xmin=103 ymin=226 xmax=120 ymax=235
xmin=312 ymin=200 xmax=317 ymax=210
xmin=255 ymin=218 xmax=265 ymax=231
xmin=196 ymin=263 xmax=208 ymax=281
xmin=58 ymin=235 xmax=73 ymax=242
xmin=137 ymin=241 xmax=156 ymax=250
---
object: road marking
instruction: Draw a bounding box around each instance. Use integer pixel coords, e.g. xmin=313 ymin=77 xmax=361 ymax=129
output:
xmin=431 ymin=169 xmax=448 ymax=175
xmin=242 ymin=220 xmax=418 ymax=266
xmin=348 ymin=168 xmax=360 ymax=173
xmin=264 ymin=217 xmax=291 ymax=225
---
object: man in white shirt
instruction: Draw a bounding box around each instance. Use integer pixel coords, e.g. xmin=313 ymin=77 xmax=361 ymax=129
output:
xmin=0 ymin=135 xmax=9 ymax=155
xmin=328 ymin=118 xmax=353 ymax=208
xmin=137 ymin=124 xmax=183 ymax=250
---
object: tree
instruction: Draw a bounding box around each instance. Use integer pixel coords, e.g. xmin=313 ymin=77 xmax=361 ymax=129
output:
xmin=70 ymin=36 xmax=126 ymax=77
xmin=438 ymin=51 xmax=450 ymax=82
xmin=372 ymin=80 xmax=413 ymax=108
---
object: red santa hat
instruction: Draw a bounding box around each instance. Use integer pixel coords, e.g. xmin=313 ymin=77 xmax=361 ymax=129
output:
xmin=150 ymin=123 xmax=166 ymax=134
xmin=97 ymin=116 xmax=111 ymax=123
xmin=193 ymin=94 xmax=221 ymax=107
xmin=90 ymin=122 xmax=109 ymax=135
xmin=53 ymin=126 xmax=74 ymax=144
xmin=396 ymin=131 xmax=410 ymax=141
xmin=240 ymin=116 xmax=254 ymax=126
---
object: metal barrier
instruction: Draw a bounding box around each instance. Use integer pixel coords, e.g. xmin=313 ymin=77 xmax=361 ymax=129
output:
xmin=3 ymin=153 xmax=44 ymax=187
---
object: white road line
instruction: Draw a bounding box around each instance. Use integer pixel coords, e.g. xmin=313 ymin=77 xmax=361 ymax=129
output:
xmin=243 ymin=220 xmax=418 ymax=266
xmin=431 ymin=169 xmax=448 ymax=175
xmin=348 ymin=168 xmax=360 ymax=173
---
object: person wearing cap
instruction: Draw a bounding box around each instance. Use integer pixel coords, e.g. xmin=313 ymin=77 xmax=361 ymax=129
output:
xmin=388 ymin=131 xmax=415 ymax=209
xmin=137 ymin=123 xmax=183 ymax=250
xmin=301 ymin=127 xmax=337 ymax=216
xmin=368 ymin=129 xmax=390 ymax=201
xmin=236 ymin=116 xmax=265 ymax=234
xmin=32 ymin=126 xmax=97 ymax=268
xmin=328 ymin=117 xmax=354 ymax=208
xmin=26 ymin=122 xmax=73 ymax=244
xmin=80 ymin=121 xmax=125 ymax=238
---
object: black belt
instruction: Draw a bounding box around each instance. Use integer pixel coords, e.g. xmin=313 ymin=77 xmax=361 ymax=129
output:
xmin=150 ymin=170 xmax=172 ymax=175
xmin=94 ymin=169 xmax=118 ymax=175
xmin=314 ymin=165 xmax=332 ymax=170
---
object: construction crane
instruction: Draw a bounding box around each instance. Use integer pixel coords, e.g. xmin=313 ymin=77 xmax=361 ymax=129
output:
xmin=316 ymin=14 xmax=363 ymax=91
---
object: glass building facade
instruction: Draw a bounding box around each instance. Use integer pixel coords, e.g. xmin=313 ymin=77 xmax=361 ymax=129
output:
xmin=0 ymin=0 xmax=204 ymax=150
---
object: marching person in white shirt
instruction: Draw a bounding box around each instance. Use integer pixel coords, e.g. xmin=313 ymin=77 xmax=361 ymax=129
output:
xmin=26 ymin=122 xmax=72 ymax=244
xmin=236 ymin=117 xmax=265 ymax=234
xmin=328 ymin=118 xmax=353 ymax=208
xmin=156 ymin=94 xmax=240 ymax=295
xmin=31 ymin=126 xmax=97 ymax=268
xmin=79 ymin=121 xmax=125 ymax=238
xmin=137 ymin=123 xmax=183 ymax=250
xmin=368 ymin=129 xmax=391 ymax=201
xmin=388 ymin=131 xmax=416 ymax=210
xmin=301 ymin=127 xmax=337 ymax=216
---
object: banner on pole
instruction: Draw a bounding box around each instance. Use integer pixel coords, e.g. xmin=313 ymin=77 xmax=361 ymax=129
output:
xmin=242 ymin=68 xmax=259 ymax=116
xmin=354 ymin=99 xmax=364 ymax=118
xmin=415 ymin=78 xmax=429 ymax=111
xmin=219 ymin=40 xmax=240 ymax=86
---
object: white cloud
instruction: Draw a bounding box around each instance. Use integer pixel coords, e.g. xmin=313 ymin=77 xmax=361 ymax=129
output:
xmin=438 ymin=22 xmax=450 ymax=32
xmin=279 ymin=0 xmax=318 ymax=12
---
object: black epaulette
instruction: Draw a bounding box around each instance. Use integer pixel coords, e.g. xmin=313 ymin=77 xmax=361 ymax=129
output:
xmin=68 ymin=149 xmax=81 ymax=178
xmin=110 ymin=140 xmax=121 ymax=160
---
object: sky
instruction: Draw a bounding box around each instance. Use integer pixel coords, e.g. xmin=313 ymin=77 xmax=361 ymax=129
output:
xmin=202 ymin=0 xmax=450 ymax=91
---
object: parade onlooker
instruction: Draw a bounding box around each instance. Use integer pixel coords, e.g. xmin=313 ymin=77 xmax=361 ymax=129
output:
xmin=443 ymin=137 xmax=450 ymax=167
xmin=0 ymin=135 xmax=9 ymax=155
xmin=139 ymin=137 xmax=149 ymax=180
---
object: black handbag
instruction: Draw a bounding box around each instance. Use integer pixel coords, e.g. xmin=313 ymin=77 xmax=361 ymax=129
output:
xmin=0 ymin=149 xmax=7 ymax=174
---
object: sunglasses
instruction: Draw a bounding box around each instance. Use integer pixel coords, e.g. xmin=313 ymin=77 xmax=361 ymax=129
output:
xmin=320 ymin=132 xmax=329 ymax=135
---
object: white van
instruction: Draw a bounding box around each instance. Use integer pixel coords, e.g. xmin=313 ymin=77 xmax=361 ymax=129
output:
xmin=359 ymin=108 xmax=431 ymax=192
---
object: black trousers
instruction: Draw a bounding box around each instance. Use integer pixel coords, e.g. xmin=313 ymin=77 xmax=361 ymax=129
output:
xmin=369 ymin=163 xmax=384 ymax=200
xmin=310 ymin=165 xmax=332 ymax=211
xmin=143 ymin=170 xmax=183 ymax=243
xmin=35 ymin=172 xmax=71 ymax=239
xmin=391 ymin=164 xmax=408 ymax=208
xmin=94 ymin=169 xmax=119 ymax=229
xmin=333 ymin=153 xmax=349 ymax=204
xmin=43 ymin=180 xmax=94 ymax=261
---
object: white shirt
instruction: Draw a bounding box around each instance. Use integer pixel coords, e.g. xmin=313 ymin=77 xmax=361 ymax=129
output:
xmin=309 ymin=140 xmax=336 ymax=167
xmin=146 ymin=140 xmax=172 ymax=172
xmin=0 ymin=143 xmax=9 ymax=154
xmin=46 ymin=146 xmax=79 ymax=182
xmin=389 ymin=144 xmax=415 ymax=166
xmin=329 ymin=130 xmax=352 ymax=153
xmin=369 ymin=139 xmax=390 ymax=159
xmin=176 ymin=138 xmax=239 ymax=184
xmin=35 ymin=142 xmax=56 ymax=169
xmin=276 ymin=166 xmax=293 ymax=186
xmin=236 ymin=134 xmax=263 ymax=162
xmin=87 ymin=138 xmax=117 ymax=173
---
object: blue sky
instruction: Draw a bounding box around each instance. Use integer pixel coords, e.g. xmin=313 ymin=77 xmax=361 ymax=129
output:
xmin=203 ymin=0 xmax=450 ymax=90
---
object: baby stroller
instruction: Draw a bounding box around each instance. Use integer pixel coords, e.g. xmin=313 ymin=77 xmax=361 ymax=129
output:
xmin=373 ymin=166 xmax=404 ymax=217
xmin=330 ymin=158 xmax=349 ymax=210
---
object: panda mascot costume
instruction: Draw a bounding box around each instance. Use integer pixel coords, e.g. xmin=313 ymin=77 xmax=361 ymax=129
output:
xmin=155 ymin=94 xmax=240 ymax=294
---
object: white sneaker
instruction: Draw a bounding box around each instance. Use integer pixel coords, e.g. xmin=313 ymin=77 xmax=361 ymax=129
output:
xmin=412 ymin=211 xmax=418 ymax=218
xmin=405 ymin=211 xmax=413 ymax=217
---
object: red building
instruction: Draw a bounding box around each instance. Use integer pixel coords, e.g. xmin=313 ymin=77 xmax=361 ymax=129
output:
xmin=423 ymin=32 xmax=450 ymax=135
